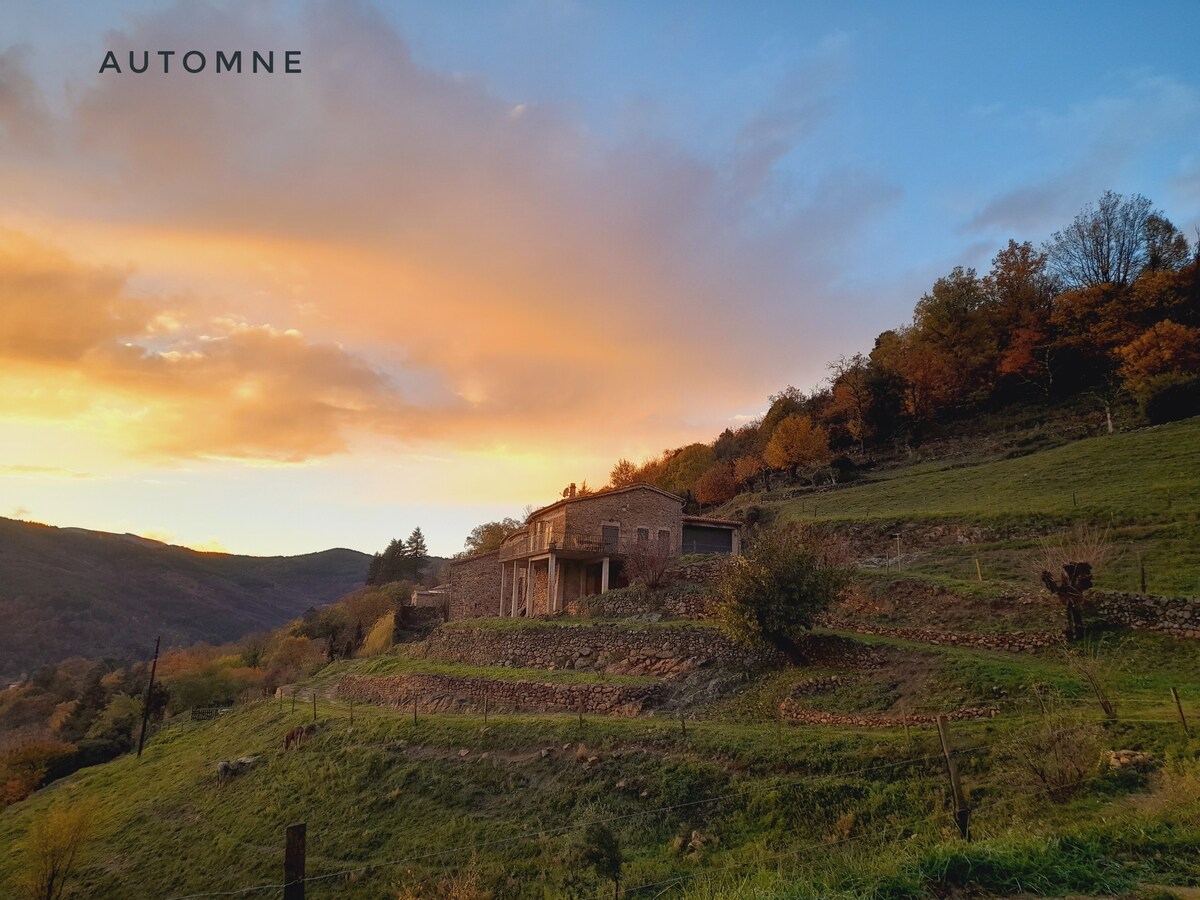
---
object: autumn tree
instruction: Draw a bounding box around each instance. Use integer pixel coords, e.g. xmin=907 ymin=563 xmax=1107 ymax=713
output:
xmin=986 ymin=240 xmax=1060 ymax=395
xmin=827 ymin=354 xmax=873 ymax=451
xmin=1116 ymin=320 xmax=1200 ymax=392
xmin=463 ymin=517 xmax=524 ymax=555
xmin=693 ymin=463 xmax=736 ymax=507
xmin=609 ymin=458 xmax=639 ymax=488
xmin=763 ymin=414 xmax=830 ymax=482
xmin=733 ymin=454 xmax=768 ymax=493
xmin=659 ymin=443 xmax=717 ymax=499
xmin=912 ymin=265 xmax=996 ymax=398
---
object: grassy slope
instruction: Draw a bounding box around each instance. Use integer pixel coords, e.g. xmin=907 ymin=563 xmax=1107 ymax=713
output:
xmin=725 ymin=417 xmax=1200 ymax=596
xmin=2 ymin=633 xmax=1198 ymax=898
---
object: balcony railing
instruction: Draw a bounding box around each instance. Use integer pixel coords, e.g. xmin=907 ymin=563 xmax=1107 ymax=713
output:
xmin=499 ymin=530 xmax=621 ymax=561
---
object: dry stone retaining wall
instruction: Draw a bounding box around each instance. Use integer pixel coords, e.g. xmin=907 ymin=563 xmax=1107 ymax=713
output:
xmin=337 ymin=673 xmax=661 ymax=717
xmin=1095 ymin=592 xmax=1200 ymax=638
xmin=780 ymin=699 xmax=999 ymax=727
xmin=817 ymin=616 xmax=1063 ymax=653
xmin=566 ymin=588 xmax=713 ymax=621
xmin=423 ymin=623 xmax=782 ymax=677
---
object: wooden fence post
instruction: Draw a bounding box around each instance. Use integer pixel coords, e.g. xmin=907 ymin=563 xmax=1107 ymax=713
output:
xmin=284 ymin=822 xmax=306 ymax=899
xmin=974 ymin=558 xmax=984 ymax=584
xmin=936 ymin=715 xmax=970 ymax=841
xmin=349 ymin=698 xmax=354 ymax=726
xmin=312 ymin=692 xmax=317 ymax=723
xmin=483 ymin=695 xmax=489 ymax=726
xmin=1171 ymin=687 xmax=1190 ymax=736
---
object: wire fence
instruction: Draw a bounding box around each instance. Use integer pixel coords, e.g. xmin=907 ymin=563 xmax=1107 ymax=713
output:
xmin=156 ymin=703 xmax=1197 ymax=900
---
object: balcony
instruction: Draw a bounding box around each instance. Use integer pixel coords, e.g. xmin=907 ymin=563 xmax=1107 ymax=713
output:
xmin=498 ymin=530 xmax=618 ymax=561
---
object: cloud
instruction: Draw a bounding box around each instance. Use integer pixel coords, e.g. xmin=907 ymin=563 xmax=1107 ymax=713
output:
xmin=0 ymin=464 xmax=94 ymax=478
xmin=0 ymin=1 xmax=897 ymax=463
xmin=961 ymin=75 xmax=1200 ymax=237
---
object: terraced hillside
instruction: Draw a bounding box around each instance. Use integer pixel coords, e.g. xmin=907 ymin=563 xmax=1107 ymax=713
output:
xmin=723 ymin=417 xmax=1200 ymax=596
xmin=3 ymin=595 xmax=1198 ymax=898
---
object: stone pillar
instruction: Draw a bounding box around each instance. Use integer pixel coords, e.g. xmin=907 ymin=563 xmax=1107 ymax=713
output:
xmin=524 ymin=562 xmax=532 ymax=615
xmin=510 ymin=562 xmax=519 ymax=616
xmin=601 ymin=556 xmax=610 ymax=594
xmin=547 ymin=555 xmax=557 ymax=614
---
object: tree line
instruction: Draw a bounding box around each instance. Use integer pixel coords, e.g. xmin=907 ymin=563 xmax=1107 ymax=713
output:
xmin=365 ymin=528 xmax=429 ymax=586
xmin=605 ymin=191 xmax=1199 ymax=507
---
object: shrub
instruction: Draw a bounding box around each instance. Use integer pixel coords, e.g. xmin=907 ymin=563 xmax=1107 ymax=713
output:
xmin=16 ymin=801 xmax=96 ymax=900
xmin=714 ymin=523 xmax=849 ymax=661
xmin=361 ymin=611 xmax=395 ymax=657
xmin=1006 ymin=689 xmax=1103 ymax=802
xmin=1136 ymin=373 xmax=1200 ymax=424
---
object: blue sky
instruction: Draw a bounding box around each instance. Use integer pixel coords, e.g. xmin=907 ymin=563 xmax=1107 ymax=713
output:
xmin=0 ymin=1 xmax=1197 ymax=556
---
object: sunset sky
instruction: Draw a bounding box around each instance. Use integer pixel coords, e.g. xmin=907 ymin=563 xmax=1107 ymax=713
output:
xmin=1 ymin=1 xmax=1198 ymax=557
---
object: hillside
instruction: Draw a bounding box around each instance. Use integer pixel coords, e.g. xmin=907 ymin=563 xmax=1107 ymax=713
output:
xmin=0 ymin=519 xmax=372 ymax=679
xmin=723 ymin=416 xmax=1200 ymax=596
xmin=0 ymin=620 xmax=1196 ymax=897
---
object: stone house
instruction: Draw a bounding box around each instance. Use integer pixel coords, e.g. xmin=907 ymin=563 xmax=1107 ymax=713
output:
xmin=448 ymin=483 xmax=740 ymax=620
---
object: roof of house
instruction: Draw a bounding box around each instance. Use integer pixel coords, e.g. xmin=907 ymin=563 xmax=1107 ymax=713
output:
xmin=682 ymin=514 xmax=742 ymax=528
xmin=525 ymin=482 xmax=684 ymax=522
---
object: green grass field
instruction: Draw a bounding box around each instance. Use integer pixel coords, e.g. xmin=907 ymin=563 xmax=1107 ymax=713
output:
xmin=2 ymin=628 xmax=1198 ymax=898
xmin=726 ymin=417 xmax=1200 ymax=596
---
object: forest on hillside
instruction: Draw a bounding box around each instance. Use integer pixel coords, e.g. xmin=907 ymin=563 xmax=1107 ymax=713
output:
xmin=604 ymin=191 xmax=1199 ymax=507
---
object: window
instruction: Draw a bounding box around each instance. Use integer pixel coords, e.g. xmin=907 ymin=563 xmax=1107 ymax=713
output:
xmin=658 ymin=529 xmax=671 ymax=546
xmin=636 ymin=527 xmax=650 ymax=543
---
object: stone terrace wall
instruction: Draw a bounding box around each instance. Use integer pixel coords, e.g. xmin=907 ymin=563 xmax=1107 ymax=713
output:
xmin=337 ymin=673 xmax=662 ymax=716
xmin=422 ymin=623 xmax=783 ymax=677
xmin=817 ymin=616 xmax=1064 ymax=653
xmin=780 ymin=699 xmax=999 ymax=727
xmin=565 ymin=587 xmax=713 ymax=621
xmin=1096 ymin=592 xmax=1200 ymax=638
xmin=670 ymin=556 xmax=728 ymax=585
xmin=448 ymin=550 xmax=500 ymax=620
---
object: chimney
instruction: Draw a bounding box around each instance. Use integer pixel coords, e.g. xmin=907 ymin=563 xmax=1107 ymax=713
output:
xmin=569 ymin=483 xmax=577 ymax=498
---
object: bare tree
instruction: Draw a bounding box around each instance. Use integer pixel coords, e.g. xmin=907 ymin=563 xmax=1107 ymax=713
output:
xmin=623 ymin=536 xmax=675 ymax=591
xmin=1064 ymin=637 xmax=1124 ymax=719
xmin=1045 ymin=191 xmax=1164 ymax=289
xmin=1031 ymin=525 xmax=1114 ymax=640
xmin=1007 ymin=687 xmax=1102 ymax=802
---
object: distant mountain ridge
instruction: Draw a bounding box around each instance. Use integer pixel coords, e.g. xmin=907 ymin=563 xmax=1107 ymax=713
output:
xmin=0 ymin=517 xmax=373 ymax=679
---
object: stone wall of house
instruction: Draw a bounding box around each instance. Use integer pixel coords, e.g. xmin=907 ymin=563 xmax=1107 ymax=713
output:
xmin=422 ymin=622 xmax=783 ymax=677
xmin=1095 ymin=592 xmax=1200 ymax=638
xmin=337 ymin=673 xmax=661 ymax=716
xmin=561 ymin=488 xmax=684 ymax=556
xmin=448 ymin=550 xmax=501 ymax=620
xmin=816 ymin=616 xmax=1064 ymax=652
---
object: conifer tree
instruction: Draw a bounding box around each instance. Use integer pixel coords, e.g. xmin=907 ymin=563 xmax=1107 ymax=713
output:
xmin=404 ymin=527 xmax=428 ymax=581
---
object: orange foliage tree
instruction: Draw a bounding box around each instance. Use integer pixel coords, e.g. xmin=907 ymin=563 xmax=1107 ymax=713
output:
xmin=763 ymin=415 xmax=830 ymax=482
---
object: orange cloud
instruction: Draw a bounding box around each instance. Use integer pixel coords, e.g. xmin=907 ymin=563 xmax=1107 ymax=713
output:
xmin=0 ymin=1 xmax=898 ymax=467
